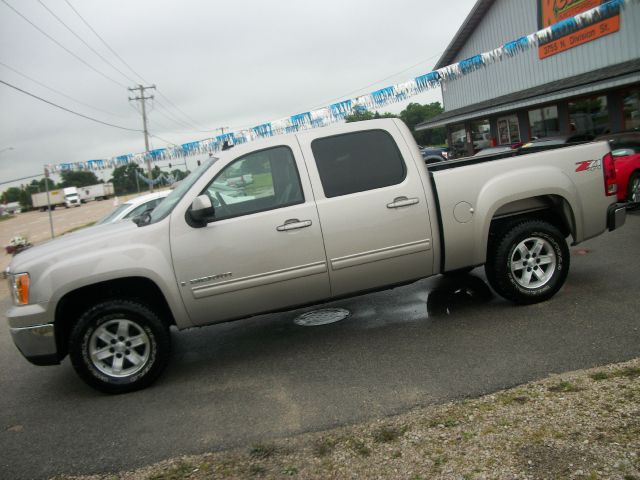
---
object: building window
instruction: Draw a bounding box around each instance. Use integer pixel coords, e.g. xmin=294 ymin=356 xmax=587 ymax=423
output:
xmin=528 ymin=105 xmax=560 ymax=139
xmin=449 ymin=123 xmax=468 ymax=158
xmin=623 ymin=89 xmax=640 ymax=131
xmin=497 ymin=115 xmax=520 ymax=145
xmin=569 ymin=95 xmax=609 ymax=136
xmin=471 ymin=119 xmax=491 ymax=151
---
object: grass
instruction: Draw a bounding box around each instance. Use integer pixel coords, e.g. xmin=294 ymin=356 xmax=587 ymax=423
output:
xmin=248 ymin=443 xmax=280 ymax=460
xmin=372 ymin=425 xmax=407 ymax=443
xmin=0 ymin=214 xmax=15 ymax=222
xmin=589 ymin=366 xmax=640 ymax=381
xmin=547 ymin=380 xmax=583 ymax=393
xmin=148 ymin=460 xmax=197 ymax=480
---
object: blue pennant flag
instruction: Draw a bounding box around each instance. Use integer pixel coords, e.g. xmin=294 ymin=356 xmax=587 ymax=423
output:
xmin=415 ymin=72 xmax=440 ymax=90
xmin=252 ymin=123 xmax=273 ymax=137
xmin=330 ymin=100 xmax=352 ymax=118
xmin=371 ymin=86 xmax=395 ymax=106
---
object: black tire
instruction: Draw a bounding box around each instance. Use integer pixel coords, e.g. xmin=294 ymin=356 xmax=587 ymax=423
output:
xmin=485 ymin=219 xmax=569 ymax=304
xmin=69 ymin=300 xmax=171 ymax=394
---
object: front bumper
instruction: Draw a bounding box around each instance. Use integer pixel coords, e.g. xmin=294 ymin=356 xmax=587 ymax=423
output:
xmin=6 ymin=302 xmax=59 ymax=366
xmin=607 ymin=203 xmax=627 ymax=231
xmin=10 ymin=323 xmax=59 ymax=366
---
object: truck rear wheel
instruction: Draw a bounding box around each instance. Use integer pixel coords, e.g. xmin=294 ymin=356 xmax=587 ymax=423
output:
xmin=69 ymin=300 xmax=171 ymax=394
xmin=485 ymin=219 xmax=569 ymax=304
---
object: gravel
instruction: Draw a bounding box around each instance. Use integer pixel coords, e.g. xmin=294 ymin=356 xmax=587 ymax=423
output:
xmin=57 ymin=358 xmax=640 ymax=480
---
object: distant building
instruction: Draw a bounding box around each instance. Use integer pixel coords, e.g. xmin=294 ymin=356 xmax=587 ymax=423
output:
xmin=416 ymin=0 xmax=640 ymax=157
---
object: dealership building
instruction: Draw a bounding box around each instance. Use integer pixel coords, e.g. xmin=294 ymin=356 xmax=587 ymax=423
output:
xmin=416 ymin=0 xmax=640 ymax=158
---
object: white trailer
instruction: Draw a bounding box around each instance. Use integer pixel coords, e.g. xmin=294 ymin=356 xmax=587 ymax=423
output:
xmin=79 ymin=183 xmax=114 ymax=202
xmin=32 ymin=190 xmax=65 ymax=211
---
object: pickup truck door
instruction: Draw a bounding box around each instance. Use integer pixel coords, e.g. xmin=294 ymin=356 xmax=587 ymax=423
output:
xmin=297 ymin=123 xmax=435 ymax=296
xmin=170 ymin=140 xmax=330 ymax=325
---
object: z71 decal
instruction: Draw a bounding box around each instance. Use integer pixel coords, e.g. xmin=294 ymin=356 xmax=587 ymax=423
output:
xmin=575 ymin=159 xmax=602 ymax=172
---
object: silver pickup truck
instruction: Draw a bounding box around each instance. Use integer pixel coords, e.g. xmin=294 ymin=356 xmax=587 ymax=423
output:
xmin=5 ymin=119 xmax=626 ymax=393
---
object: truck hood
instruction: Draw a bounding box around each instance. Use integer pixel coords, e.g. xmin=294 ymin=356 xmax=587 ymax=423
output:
xmin=9 ymin=220 xmax=139 ymax=274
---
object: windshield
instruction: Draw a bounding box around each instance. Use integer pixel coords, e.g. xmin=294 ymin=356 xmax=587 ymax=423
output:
xmin=95 ymin=203 xmax=131 ymax=225
xmin=148 ymin=157 xmax=215 ymax=224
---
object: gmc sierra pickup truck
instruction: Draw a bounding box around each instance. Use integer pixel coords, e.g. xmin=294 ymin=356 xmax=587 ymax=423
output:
xmin=5 ymin=119 xmax=626 ymax=393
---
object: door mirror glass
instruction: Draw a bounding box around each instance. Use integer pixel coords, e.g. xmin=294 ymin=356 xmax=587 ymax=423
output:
xmin=188 ymin=194 xmax=215 ymax=227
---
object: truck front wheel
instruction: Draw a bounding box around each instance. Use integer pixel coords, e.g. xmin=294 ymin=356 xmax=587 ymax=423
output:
xmin=485 ymin=219 xmax=569 ymax=304
xmin=69 ymin=300 xmax=171 ymax=394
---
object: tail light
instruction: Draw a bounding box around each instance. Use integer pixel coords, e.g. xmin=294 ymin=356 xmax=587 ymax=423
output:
xmin=603 ymin=152 xmax=617 ymax=196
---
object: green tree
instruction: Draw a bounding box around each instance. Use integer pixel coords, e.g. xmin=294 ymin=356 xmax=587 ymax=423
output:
xmin=109 ymin=163 xmax=144 ymax=195
xmin=59 ymin=170 xmax=99 ymax=188
xmin=345 ymin=109 xmax=396 ymax=123
xmin=399 ymin=102 xmax=446 ymax=146
xmin=2 ymin=187 xmax=22 ymax=203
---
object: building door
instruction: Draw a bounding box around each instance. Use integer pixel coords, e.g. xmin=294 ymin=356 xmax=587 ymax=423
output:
xmin=497 ymin=115 xmax=521 ymax=145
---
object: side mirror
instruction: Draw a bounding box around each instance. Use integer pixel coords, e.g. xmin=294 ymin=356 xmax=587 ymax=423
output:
xmin=187 ymin=194 xmax=215 ymax=228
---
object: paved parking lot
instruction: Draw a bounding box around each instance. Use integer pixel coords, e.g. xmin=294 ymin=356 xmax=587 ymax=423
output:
xmin=0 ymin=208 xmax=638 ymax=479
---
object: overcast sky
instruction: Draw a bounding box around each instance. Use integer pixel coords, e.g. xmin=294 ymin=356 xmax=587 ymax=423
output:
xmin=0 ymin=0 xmax=476 ymax=188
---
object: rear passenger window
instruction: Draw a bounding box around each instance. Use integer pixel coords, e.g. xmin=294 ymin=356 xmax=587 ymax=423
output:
xmin=311 ymin=129 xmax=406 ymax=198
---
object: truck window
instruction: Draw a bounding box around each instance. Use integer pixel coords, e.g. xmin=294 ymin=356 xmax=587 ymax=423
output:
xmin=204 ymin=145 xmax=304 ymax=221
xmin=311 ymin=129 xmax=406 ymax=198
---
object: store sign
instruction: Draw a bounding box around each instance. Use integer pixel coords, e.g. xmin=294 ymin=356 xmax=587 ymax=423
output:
xmin=538 ymin=0 xmax=620 ymax=59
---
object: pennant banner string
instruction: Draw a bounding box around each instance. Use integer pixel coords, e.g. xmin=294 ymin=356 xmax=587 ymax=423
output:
xmin=47 ymin=0 xmax=634 ymax=173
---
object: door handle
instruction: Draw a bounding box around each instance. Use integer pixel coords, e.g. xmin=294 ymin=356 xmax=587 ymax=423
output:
xmin=276 ymin=219 xmax=312 ymax=232
xmin=386 ymin=196 xmax=419 ymax=209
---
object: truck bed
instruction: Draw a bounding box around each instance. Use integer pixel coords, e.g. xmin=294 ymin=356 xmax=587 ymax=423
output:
xmin=427 ymin=141 xmax=613 ymax=272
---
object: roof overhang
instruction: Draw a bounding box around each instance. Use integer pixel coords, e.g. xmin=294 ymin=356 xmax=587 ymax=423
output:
xmin=416 ymin=59 xmax=640 ymax=130
xmin=434 ymin=0 xmax=496 ymax=70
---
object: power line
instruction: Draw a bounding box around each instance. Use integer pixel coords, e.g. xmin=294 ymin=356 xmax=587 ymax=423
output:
xmin=1 ymin=79 xmax=143 ymax=132
xmin=0 ymin=0 xmax=127 ymax=89
xmin=62 ymin=0 xmax=213 ymax=133
xmin=310 ymin=50 xmax=446 ymax=111
xmin=0 ymin=60 xmax=126 ymax=118
xmin=63 ymin=0 xmax=149 ymax=84
xmin=37 ymin=0 xmax=138 ymax=85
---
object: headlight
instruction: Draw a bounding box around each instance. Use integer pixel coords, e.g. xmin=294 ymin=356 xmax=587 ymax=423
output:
xmin=10 ymin=273 xmax=30 ymax=305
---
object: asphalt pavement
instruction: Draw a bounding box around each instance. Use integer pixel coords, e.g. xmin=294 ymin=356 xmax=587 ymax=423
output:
xmin=1 ymin=212 xmax=639 ymax=479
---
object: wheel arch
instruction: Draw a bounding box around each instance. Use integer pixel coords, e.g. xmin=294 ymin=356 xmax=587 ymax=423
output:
xmin=54 ymin=277 xmax=176 ymax=360
xmin=485 ymin=195 xmax=577 ymax=253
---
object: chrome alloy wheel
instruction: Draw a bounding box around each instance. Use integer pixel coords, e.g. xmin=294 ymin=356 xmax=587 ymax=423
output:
xmin=89 ymin=319 xmax=151 ymax=378
xmin=509 ymin=237 xmax=557 ymax=289
xmin=630 ymin=176 xmax=640 ymax=203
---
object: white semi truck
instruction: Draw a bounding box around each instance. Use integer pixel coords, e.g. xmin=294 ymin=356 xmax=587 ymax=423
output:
xmin=31 ymin=187 xmax=80 ymax=211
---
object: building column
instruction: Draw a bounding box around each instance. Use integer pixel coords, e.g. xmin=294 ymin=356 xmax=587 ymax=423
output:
xmin=517 ymin=110 xmax=531 ymax=143
xmin=607 ymin=90 xmax=623 ymax=134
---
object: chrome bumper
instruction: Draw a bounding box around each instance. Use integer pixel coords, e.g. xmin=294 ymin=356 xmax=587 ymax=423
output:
xmin=607 ymin=203 xmax=627 ymax=231
xmin=10 ymin=324 xmax=59 ymax=366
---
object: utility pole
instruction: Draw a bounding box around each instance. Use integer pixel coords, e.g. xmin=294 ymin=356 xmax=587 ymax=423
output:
xmin=217 ymin=127 xmax=228 ymax=135
xmin=128 ymin=84 xmax=156 ymax=191
xmin=44 ymin=166 xmax=54 ymax=239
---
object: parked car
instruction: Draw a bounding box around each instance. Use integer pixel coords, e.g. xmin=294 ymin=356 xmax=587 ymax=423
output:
xmin=420 ymin=146 xmax=449 ymax=164
xmin=518 ymin=134 xmax=595 ymax=153
xmin=473 ymin=143 xmax=523 ymax=157
xmin=95 ymin=190 xmax=171 ymax=225
xmin=595 ymin=132 xmax=640 ymax=204
xmin=6 ymin=119 xmax=626 ymax=393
